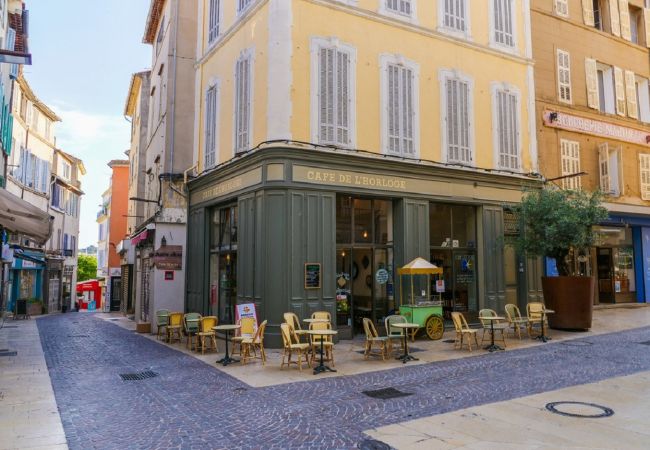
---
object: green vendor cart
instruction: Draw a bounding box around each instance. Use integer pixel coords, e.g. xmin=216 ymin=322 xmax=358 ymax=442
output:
xmin=397 ymin=257 xmax=445 ymax=340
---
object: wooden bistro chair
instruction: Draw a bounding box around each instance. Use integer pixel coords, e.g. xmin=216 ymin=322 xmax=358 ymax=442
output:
xmin=478 ymin=309 xmax=508 ymax=348
xmin=232 ymin=317 xmax=257 ymax=356
xmin=166 ymin=312 xmax=184 ymax=344
xmin=384 ymin=314 xmax=407 ymax=353
xmin=504 ymin=304 xmax=530 ymax=339
xmin=197 ymin=316 xmax=218 ymax=354
xmin=183 ymin=313 xmax=202 ymax=350
xmin=363 ymin=318 xmax=391 ymax=360
xmin=451 ymin=312 xmax=479 ymax=352
xmin=526 ymin=302 xmax=548 ymax=338
xmin=284 ymin=312 xmax=309 ymax=342
xmin=241 ymin=320 xmax=268 ymax=365
xmin=280 ymin=323 xmax=311 ymax=371
xmin=155 ymin=309 xmax=170 ymax=340
xmin=309 ymin=321 xmax=335 ymax=367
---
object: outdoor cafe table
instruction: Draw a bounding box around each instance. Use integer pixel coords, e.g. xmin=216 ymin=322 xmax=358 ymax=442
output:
xmin=391 ymin=323 xmax=420 ymax=363
xmin=303 ymin=318 xmax=329 ymax=324
xmin=534 ymin=309 xmax=555 ymax=343
xmin=212 ymin=324 xmax=240 ymax=366
xmin=305 ymin=329 xmax=338 ymax=375
xmin=482 ymin=316 xmax=506 ymax=352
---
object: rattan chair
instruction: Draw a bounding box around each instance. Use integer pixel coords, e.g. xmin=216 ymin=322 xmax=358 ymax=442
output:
xmin=504 ymin=304 xmax=529 ymax=339
xmin=232 ymin=317 xmax=256 ymax=356
xmin=166 ymin=312 xmax=184 ymax=344
xmin=478 ymin=309 xmax=508 ymax=348
xmin=155 ymin=309 xmax=170 ymax=340
xmin=284 ymin=312 xmax=309 ymax=342
xmin=241 ymin=320 xmax=268 ymax=365
xmin=183 ymin=313 xmax=202 ymax=350
xmin=197 ymin=316 xmax=218 ymax=354
xmin=363 ymin=318 xmax=391 ymax=360
xmin=384 ymin=314 xmax=407 ymax=353
xmin=451 ymin=312 xmax=479 ymax=352
xmin=526 ymin=302 xmax=547 ymax=337
xmin=309 ymin=321 xmax=335 ymax=366
xmin=280 ymin=323 xmax=311 ymax=371
xmin=311 ymin=311 xmax=331 ymax=322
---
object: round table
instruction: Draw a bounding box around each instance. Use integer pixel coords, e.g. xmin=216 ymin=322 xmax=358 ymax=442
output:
xmin=305 ymin=329 xmax=338 ymax=374
xmin=481 ymin=316 xmax=506 ymax=352
xmin=391 ymin=323 xmax=420 ymax=363
xmin=534 ymin=309 xmax=555 ymax=343
xmin=212 ymin=324 xmax=241 ymax=366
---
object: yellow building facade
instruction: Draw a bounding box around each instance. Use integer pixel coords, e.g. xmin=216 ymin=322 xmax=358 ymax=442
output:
xmin=187 ymin=0 xmax=543 ymax=341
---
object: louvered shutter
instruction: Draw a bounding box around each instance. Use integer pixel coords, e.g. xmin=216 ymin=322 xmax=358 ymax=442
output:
xmin=336 ymin=51 xmax=350 ymax=145
xmin=319 ymin=48 xmax=333 ymax=144
xmin=610 ymin=0 xmax=621 ymax=36
xmin=204 ymin=86 xmax=217 ymax=168
xmin=644 ymin=8 xmax=650 ymax=48
xmin=554 ymin=0 xmax=569 ymax=16
xmin=33 ymin=157 xmax=41 ymax=191
xmin=625 ymin=70 xmax=638 ymax=119
xmin=496 ymin=90 xmax=519 ymax=170
xmin=6 ymin=28 xmax=17 ymax=78
xmin=614 ymin=66 xmax=626 ymax=116
xmin=446 ymin=77 xmax=471 ymax=163
xmin=235 ymin=56 xmax=251 ymax=153
xmin=208 ymin=0 xmax=220 ymax=44
xmin=557 ymin=50 xmax=572 ymax=103
xmin=387 ymin=64 xmax=414 ymax=156
xmin=560 ymin=140 xmax=581 ymax=190
xmin=582 ymin=0 xmax=595 ymax=26
xmin=619 ymin=0 xmax=632 ymax=40
xmin=401 ymin=67 xmax=414 ymax=155
xmin=494 ymin=0 xmax=515 ymax=47
xmin=640 ymin=154 xmax=650 ymax=200
xmin=615 ymin=145 xmax=624 ymax=196
xmin=388 ymin=65 xmax=399 ymax=153
xmin=599 ymin=143 xmax=611 ymax=193
xmin=585 ymin=58 xmax=600 ymax=110
xmin=444 ymin=0 xmax=467 ymax=31
xmin=318 ymin=47 xmax=350 ymax=146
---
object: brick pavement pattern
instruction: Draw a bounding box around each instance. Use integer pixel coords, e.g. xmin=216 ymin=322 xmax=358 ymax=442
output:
xmin=38 ymin=314 xmax=650 ymax=449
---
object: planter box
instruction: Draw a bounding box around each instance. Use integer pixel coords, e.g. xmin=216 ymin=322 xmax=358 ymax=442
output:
xmin=542 ymin=276 xmax=594 ymax=331
xmin=136 ymin=322 xmax=151 ymax=333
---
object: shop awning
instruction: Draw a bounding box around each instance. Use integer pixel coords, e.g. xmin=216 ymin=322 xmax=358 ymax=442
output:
xmin=131 ymin=229 xmax=148 ymax=246
xmin=0 ymin=188 xmax=52 ymax=245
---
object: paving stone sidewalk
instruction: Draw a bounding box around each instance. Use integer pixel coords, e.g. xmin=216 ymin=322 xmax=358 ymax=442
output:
xmin=37 ymin=314 xmax=650 ymax=450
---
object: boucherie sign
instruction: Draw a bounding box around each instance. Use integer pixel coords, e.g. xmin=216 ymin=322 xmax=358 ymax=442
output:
xmin=543 ymin=110 xmax=650 ymax=146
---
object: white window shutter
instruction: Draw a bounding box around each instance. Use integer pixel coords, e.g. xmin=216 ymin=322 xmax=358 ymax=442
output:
xmin=235 ymin=55 xmax=251 ymax=153
xmin=610 ymin=0 xmax=621 ymax=36
xmin=615 ymin=146 xmax=624 ymax=196
xmin=614 ymin=66 xmax=626 ymax=116
xmin=319 ymin=48 xmax=334 ymax=144
xmin=208 ymin=0 xmax=220 ymax=43
xmin=599 ymin=143 xmax=611 ymax=194
xmin=582 ymin=0 xmax=595 ymax=26
xmin=444 ymin=0 xmax=467 ymax=31
xmin=640 ymin=154 xmax=650 ymax=200
xmin=644 ymin=8 xmax=650 ymax=48
xmin=386 ymin=64 xmax=414 ymax=156
xmin=585 ymin=58 xmax=600 ymax=110
xmin=619 ymin=0 xmax=632 ymax=41
xmin=555 ymin=0 xmax=569 ymax=17
xmin=560 ymin=140 xmax=581 ymax=190
xmin=336 ymin=51 xmax=350 ymax=145
xmin=557 ymin=50 xmax=572 ymax=103
xmin=625 ymin=70 xmax=638 ymax=119
xmin=317 ymin=46 xmax=351 ymax=146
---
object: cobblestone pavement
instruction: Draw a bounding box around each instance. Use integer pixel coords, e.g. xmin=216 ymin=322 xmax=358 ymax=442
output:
xmin=38 ymin=314 xmax=650 ymax=450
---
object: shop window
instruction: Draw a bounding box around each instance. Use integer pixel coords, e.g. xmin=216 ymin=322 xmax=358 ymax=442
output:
xmin=210 ymin=205 xmax=238 ymax=324
xmin=337 ymin=196 xmax=393 ymax=245
xmin=211 ymin=205 xmax=238 ymax=251
xmin=336 ymin=196 xmax=352 ymax=244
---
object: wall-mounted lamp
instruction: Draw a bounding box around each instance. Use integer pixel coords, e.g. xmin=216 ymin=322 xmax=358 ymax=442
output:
xmin=362 ymin=230 xmax=368 ymax=239
xmin=549 ymin=112 xmax=558 ymax=123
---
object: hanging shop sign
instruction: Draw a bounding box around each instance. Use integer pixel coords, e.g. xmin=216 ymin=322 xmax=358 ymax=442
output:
xmin=304 ymin=263 xmax=321 ymax=289
xmin=153 ymin=245 xmax=183 ymax=271
xmin=543 ymin=110 xmax=650 ymax=146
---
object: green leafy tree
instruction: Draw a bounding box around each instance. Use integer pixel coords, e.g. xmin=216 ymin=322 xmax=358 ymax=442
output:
xmin=512 ymin=189 xmax=608 ymax=276
xmin=77 ymin=254 xmax=97 ymax=282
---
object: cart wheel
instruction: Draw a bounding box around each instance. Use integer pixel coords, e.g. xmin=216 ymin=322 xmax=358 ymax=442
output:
xmin=425 ymin=315 xmax=444 ymax=340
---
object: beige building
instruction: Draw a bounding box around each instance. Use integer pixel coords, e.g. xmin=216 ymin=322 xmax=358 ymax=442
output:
xmin=532 ymin=0 xmax=650 ymax=304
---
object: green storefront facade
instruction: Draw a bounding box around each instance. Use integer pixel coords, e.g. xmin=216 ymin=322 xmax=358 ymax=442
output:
xmin=186 ymin=145 xmax=544 ymax=346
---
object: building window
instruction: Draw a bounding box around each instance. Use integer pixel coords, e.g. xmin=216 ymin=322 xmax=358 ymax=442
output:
xmin=637 ymin=77 xmax=650 ymax=122
xmin=492 ymin=0 xmax=515 ymax=48
xmin=208 ymin=0 xmax=221 ymax=44
xmin=554 ymin=0 xmax=569 ymax=17
xmin=640 ymin=154 xmax=650 ymax=200
xmin=61 ymin=160 xmax=71 ymax=180
xmin=492 ymin=86 xmax=520 ymax=171
xmin=234 ymin=50 xmax=253 ymax=154
xmin=587 ymin=60 xmax=615 ymax=114
xmin=629 ymin=5 xmax=643 ymax=44
xmin=386 ymin=0 xmax=412 ymax=16
xmin=557 ymin=49 xmax=572 ymax=103
xmin=237 ymin=0 xmax=253 ymax=14
xmin=312 ymin=40 xmax=355 ymax=147
xmin=599 ymin=143 xmax=623 ymax=197
xmin=441 ymin=70 xmax=473 ymax=164
xmin=204 ymin=84 xmax=218 ymax=169
xmin=380 ymin=55 xmax=418 ymax=157
xmin=560 ymin=140 xmax=581 ymax=190
xmin=440 ymin=0 xmax=468 ymax=35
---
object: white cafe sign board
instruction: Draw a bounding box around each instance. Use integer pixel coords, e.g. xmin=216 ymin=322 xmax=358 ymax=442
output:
xmin=543 ymin=110 xmax=650 ymax=146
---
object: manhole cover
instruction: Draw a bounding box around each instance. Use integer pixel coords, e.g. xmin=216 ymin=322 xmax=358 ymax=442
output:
xmin=638 ymin=341 xmax=650 ymax=346
xmin=0 ymin=351 xmax=17 ymax=357
xmin=358 ymin=439 xmax=391 ymax=450
xmin=546 ymin=401 xmax=613 ymax=418
xmin=561 ymin=341 xmax=593 ymax=347
xmin=362 ymin=387 xmax=412 ymax=400
xmin=442 ymin=339 xmax=456 ymax=343
xmin=119 ymin=370 xmax=158 ymax=381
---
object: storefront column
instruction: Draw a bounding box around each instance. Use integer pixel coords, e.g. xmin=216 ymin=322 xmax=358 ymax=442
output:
xmin=394 ymin=199 xmax=429 ymax=267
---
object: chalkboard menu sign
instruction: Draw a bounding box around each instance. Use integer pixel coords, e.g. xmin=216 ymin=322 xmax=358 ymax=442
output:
xmin=304 ymin=263 xmax=321 ymax=289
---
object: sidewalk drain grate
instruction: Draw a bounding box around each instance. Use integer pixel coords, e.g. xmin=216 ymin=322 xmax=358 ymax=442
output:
xmin=638 ymin=341 xmax=650 ymax=346
xmin=0 ymin=351 xmax=17 ymax=357
xmin=362 ymin=387 xmax=412 ymax=400
xmin=546 ymin=401 xmax=613 ymax=418
xmin=358 ymin=439 xmax=392 ymax=450
xmin=119 ymin=370 xmax=158 ymax=381
xmin=561 ymin=341 xmax=593 ymax=347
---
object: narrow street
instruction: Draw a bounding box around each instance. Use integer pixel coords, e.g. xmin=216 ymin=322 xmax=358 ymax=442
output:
xmin=18 ymin=312 xmax=650 ymax=449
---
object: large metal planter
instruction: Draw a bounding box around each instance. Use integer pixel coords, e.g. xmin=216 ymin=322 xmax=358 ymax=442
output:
xmin=541 ymin=276 xmax=595 ymax=330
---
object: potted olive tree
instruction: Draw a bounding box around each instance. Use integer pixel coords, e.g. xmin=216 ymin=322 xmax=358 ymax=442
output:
xmin=513 ymin=189 xmax=608 ymax=330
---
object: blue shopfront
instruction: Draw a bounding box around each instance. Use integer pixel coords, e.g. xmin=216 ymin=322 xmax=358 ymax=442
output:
xmin=8 ymin=249 xmax=45 ymax=312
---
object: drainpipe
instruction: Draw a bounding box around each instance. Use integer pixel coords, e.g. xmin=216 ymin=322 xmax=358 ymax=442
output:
xmin=168 ymin=0 xmax=180 ymax=175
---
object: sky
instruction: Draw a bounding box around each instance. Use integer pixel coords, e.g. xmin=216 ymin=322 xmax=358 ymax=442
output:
xmin=24 ymin=0 xmax=151 ymax=247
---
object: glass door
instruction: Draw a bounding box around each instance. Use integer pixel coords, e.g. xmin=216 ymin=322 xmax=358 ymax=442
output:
xmin=597 ymin=248 xmax=613 ymax=303
xmin=336 ymin=248 xmax=352 ymax=338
